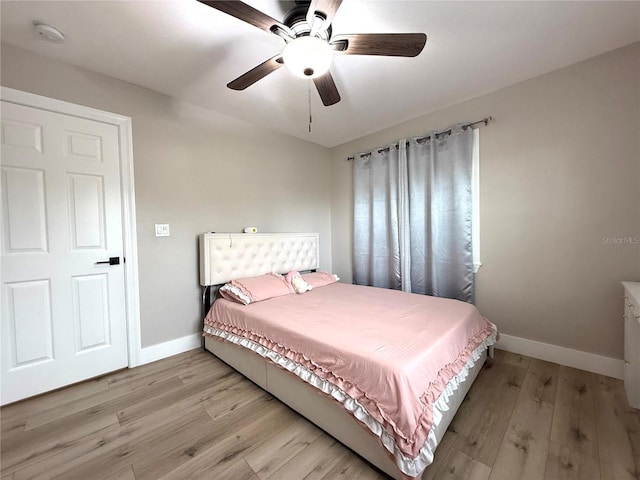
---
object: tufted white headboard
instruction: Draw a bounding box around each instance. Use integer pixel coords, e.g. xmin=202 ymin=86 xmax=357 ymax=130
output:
xmin=199 ymin=233 xmax=320 ymax=286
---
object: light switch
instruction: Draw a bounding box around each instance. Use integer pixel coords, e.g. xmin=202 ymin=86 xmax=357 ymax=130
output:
xmin=155 ymin=224 xmax=170 ymax=237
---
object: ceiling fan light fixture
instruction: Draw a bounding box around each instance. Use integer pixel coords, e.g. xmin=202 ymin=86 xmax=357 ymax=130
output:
xmin=283 ymin=36 xmax=332 ymax=79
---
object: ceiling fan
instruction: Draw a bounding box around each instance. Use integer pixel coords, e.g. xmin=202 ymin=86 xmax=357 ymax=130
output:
xmin=198 ymin=0 xmax=427 ymax=106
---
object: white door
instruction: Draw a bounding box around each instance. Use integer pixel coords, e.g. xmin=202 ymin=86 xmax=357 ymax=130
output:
xmin=1 ymin=101 xmax=129 ymax=405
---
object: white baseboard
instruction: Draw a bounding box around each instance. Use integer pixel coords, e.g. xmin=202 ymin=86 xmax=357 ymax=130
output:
xmin=138 ymin=333 xmax=203 ymax=366
xmin=495 ymin=334 xmax=624 ymax=380
xmin=135 ymin=332 xmax=624 ymax=379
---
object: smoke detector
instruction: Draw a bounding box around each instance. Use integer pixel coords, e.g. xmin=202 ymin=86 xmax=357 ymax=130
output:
xmin=34 ymin=23 xmax=65 ymax=43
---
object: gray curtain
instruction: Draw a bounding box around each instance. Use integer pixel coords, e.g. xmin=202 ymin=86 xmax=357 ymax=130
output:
xmin=353 ymin=124 xmax=474 ymax=302
xmin=353 ymin=147 xmax=401 ymax=290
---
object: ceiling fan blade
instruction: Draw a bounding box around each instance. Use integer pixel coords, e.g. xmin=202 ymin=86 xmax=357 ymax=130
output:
xmin=331 ymin=33 xmax=427 ymax=57
xmin=306 ymin=0 xmax=343 ymax=24
xmin=227 ymin=55 xmax=284 ymax=90
xmin=313 ymin=72 xmax=341 ymax=106
xmin=198 ymin=1 xmax=290 ymax=36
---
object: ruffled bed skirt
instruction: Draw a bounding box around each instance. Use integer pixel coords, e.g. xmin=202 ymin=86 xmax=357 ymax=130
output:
xmin=203 ymin=325 xmax=497 ymax=478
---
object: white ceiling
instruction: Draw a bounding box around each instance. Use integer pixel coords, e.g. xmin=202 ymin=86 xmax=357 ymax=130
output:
xmin=1 ymin=1 xmax=639 ymax=147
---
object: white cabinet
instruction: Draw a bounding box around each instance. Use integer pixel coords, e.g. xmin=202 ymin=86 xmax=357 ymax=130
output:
xmin=622 ymin=281 xmax=640 ymax=409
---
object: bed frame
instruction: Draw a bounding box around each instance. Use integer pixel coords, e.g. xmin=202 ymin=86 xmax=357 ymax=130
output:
xmin=199 ymin=233 xmax=486 ymax=479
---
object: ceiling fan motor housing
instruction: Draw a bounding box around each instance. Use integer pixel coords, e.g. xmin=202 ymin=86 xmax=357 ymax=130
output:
xmin=283 ymin=3 xmax=331 ymax=40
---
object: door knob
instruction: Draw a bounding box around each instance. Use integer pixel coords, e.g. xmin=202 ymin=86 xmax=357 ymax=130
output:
xmin=95 ymin=257 xmax=120 ymax=265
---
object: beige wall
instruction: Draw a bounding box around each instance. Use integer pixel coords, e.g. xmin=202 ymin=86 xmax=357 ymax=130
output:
xmin=1 ymin=44 xmax=332 ymax=348
xmin=330 ymin=42 xmax=640 ymax=360
xmin=2 ymin=41 xmax=639 ymax=360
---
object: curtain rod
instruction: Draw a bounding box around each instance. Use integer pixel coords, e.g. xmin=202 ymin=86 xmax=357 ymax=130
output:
xmin=346 ymin=116 xmax=492 ymax=161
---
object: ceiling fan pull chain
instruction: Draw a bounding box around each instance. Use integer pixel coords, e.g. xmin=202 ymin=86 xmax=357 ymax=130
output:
xmin=308 ymin=81 xmax=313 ymax=133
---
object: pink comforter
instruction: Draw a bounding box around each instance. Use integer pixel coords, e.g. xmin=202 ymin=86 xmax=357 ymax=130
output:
xmin=204 ymin=283 xmax=496 ymax=460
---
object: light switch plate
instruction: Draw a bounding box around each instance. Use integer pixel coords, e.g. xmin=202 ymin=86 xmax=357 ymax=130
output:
xmin=155 ymin=224 xmax=170 ymax=237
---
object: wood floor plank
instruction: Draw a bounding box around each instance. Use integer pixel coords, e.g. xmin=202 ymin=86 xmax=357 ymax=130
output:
xmin=108 ymin=349 xmax=217 ymax=389
xmin=0 ymin=416 xmax=26 ymax=439
xmin=210 ymin=459 xmax=261 ymax=480
xmin=488 ymin=360 xmax=557 ymax=480
xmin=102 ymin=465 xmax=136 ymax=480
xmin=0 ymin=376 xmax=109 ymax=421
xmin=243 ymin=416 xmax=323 ymax=478
xmin=600 ymin=460 xmax=640 ymax=480
xmin=520 ymin=359 xmax=559 ymax=406
xmin=544 ymin=440 xmax=601 ymax=480
xmin=131 ymin=395 xmax=295 ymax=480
xmin=203 ymin=378 xmax=267 ymax=421
xmin=4 ymin=348 xmax=639 ymax=480
xmin=12 ymin=404 xmax=209 ymax=480
xmin=105 ymin=348 xmax=204 ymax=388
xmin=115 ymin=368 xmax=241 ymax=425
xmin=285 ymin=439 xmax=352 ymax=480
xmin=158 ymin=454 xmax=259 ymax=480
xmin=489 ymin=398 xmax=552 ymax=480
xmin=319 ymin=450 xmax=386 ymax=480
xmin=263 ymin=433 xmax=338 ymax=479
xmin=423 ymin=431 xmax=459 ymax=480
xmin=24 ymin=375 xmax=183 ymax=431
xmin=1 ymin=411 xmax=119 ymax=474
xmin=593 ymin=374 xmax=640 ymax=480
xmin=451 ymin=362 xmax=526 ymax=466
xmin=550 ymin=366 xmax=599 ymax=460
xmin=176 ymin=354 xmax=228 ymax=384
xmin=51 ymin=407 xmax=214 ymax=480
xmin=153 ymin=398 xmax=297 ymax=480
xmin=429 ymin=447 xmax=491 ymax=480
xmin=494 ymin=350 xmax=532 ymax=370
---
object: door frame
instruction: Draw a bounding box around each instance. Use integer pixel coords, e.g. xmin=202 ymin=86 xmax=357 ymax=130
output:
xmin=1 ymin=86 xmax=142 ymax=367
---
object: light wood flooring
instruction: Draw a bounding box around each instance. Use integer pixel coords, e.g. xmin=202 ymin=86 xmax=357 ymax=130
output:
xmin=1 ymin=348 xmax=639 ymax=480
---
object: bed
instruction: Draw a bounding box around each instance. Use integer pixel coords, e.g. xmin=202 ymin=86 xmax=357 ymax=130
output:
xmin=199 ymin=233 xmax=497 ymax=479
